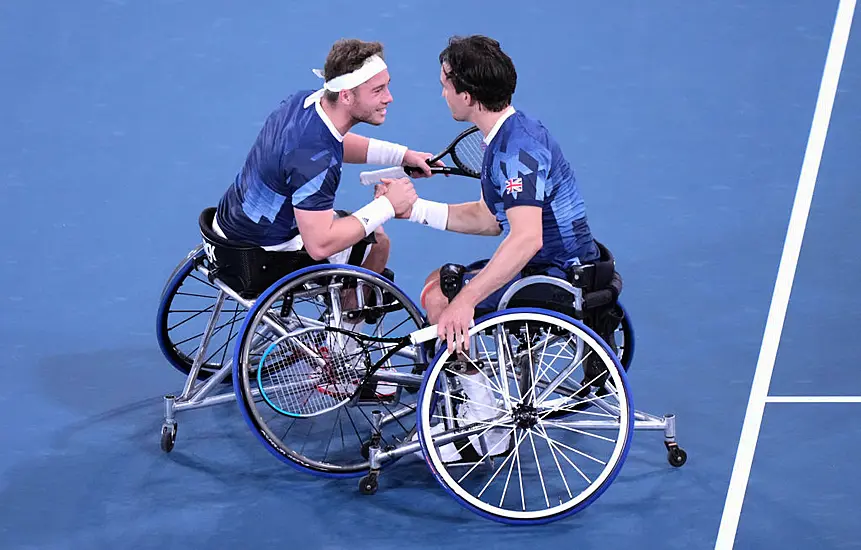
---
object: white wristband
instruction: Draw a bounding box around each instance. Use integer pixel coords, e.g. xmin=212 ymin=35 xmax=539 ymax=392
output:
xmin=352 ymin=196 xmax=395 ymax=236
xmin=409 ymin=198 xmax=448 ymax=231
xmin=367 ymin=138 xmax=408 ymax=166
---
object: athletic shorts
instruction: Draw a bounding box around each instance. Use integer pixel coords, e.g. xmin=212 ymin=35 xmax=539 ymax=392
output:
xmin=463 ymin=259 xmax=571 ymax=313
xmin=213 ymin=209 xmax=375 ymax=266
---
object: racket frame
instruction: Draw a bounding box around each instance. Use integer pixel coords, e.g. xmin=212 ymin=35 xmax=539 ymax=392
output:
xmin=404 ymin=125 xmax=483 ymax=179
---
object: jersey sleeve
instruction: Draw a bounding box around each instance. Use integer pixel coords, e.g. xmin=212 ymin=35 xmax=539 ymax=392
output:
xmin=287 ymin=146 xmax=341 ymax=211
xmin=491 ymin=136 xmax=551 ymax=210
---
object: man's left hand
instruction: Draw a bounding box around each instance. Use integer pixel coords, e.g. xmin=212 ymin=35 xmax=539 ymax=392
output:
xmin=402 ymin=150 xmax=445 ymax=178
xmin=436 ymin=298 xmax=475 ymax=355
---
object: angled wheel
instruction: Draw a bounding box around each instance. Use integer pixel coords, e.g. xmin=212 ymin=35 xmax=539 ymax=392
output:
xmin=417 ymin=308 xmax=633 ymax=525
xmin=156 ymin=245 xmax=247 ymax=382
xmin=615 ymin=302 xmax=634 ymax=372
xmin=233 ymin=264 xmax=427 ymax=478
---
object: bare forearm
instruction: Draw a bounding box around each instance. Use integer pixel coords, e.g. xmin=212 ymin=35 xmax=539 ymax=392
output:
xmin=343 ymin=133 xmax=370 ymax=164
xmin=456 ymin=233 xmax=541 ymax=307
xmin=446 ymin=201 xmax=501 ymax=236
xmin=304 ymin=215 xmax=366 ymax=260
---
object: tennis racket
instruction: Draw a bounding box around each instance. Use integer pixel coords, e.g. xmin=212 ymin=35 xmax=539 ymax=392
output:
xmin=359 ymin=125 xmax=485 ymax=186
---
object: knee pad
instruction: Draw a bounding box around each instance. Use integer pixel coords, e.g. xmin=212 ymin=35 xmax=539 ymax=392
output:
xmin=439 ymin=263 xmax=466 ymax=303
xmin=420 ymin=264 xmax=466 ymax=310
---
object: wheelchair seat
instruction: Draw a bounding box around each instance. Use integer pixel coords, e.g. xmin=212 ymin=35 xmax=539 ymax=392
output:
xmin=494 ymin=241 xmax=627 ymax=384
xmin=471 ymin=241 xmax=624 ymax=321
xmin=198 ymin=207 xmax=322 ymax=299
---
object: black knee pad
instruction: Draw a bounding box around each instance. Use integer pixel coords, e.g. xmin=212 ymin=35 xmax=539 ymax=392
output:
xmin=439 ymin=263 xmax=466 ymax=302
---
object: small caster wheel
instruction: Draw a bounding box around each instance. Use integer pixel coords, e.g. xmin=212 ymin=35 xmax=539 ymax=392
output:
xmin=667 ymin=445 xmax=687 ymax=467
xmin=160 ymin=424 xmax=177 ymax=453
xmin=359 ymin=474 xmax=378 ymax=495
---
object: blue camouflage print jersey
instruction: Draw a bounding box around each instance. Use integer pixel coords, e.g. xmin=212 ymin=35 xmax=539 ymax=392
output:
xmin=216 ymin=89 xmax=343 ymax=247
xmin=480 ymin=109 xmax=600 ymax=270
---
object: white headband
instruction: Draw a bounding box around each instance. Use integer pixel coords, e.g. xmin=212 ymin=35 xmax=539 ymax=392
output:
xmin=311 ymin=55 xmax=387 ymax=92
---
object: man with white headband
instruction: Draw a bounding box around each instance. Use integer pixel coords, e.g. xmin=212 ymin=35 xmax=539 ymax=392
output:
xmin=381 ymin=35 xmax=604 ymax=462
xmin=214 ymin=38 xmax=441 ymax=276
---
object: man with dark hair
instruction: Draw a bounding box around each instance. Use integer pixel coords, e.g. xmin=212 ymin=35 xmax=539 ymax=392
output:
xmin=379 ymin=35 xmax=602 ymax=457
xmin=404 ymin=34 xmax=601 ymax=351
xmin=214 ymin=38 xmax=441 ymax=275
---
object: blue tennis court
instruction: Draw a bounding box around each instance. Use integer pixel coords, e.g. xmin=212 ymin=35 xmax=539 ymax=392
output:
xmin=0 ymin=1 xmax=858 ymax=548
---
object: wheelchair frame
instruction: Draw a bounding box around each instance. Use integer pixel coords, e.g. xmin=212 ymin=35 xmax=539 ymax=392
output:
xmin=156 ymin=221 xmax=687 ymax=523
xmin=158 ymin=254 xmax=426 ymax=453
xmin=496 ymin=275 xmax=683 ymax=461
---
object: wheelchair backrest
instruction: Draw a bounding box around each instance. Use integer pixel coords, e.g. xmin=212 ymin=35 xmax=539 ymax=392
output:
xmin=197 ymin=207 xmax=320 ymax=298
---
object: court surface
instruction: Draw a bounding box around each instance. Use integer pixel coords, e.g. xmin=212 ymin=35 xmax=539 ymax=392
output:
xmin=0 ymin=1 xmax=858 ymax=548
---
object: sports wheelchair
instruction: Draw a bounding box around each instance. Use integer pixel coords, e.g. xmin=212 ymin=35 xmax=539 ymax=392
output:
xmin=155 ymin=207 xmax=686 ymax=525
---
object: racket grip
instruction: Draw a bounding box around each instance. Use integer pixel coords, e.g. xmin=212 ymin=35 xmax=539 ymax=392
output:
xmin=359 ymin=166 xmax=409 ymax=186
xmin=410 ymin=324 xmax=438 ymax=345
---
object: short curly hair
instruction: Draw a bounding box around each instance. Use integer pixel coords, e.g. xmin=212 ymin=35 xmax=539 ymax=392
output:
xmin=322 ymin=39 xmax=385 ymax=102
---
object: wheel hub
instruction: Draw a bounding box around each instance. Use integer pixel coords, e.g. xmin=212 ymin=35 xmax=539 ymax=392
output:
xmin=512 ymin=403 xmax=539 ymax=430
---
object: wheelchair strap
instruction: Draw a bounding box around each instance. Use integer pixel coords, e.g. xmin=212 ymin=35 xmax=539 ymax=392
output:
xmin=567 ymin=241 xmax=616 ymax=291
xmin=347 ymin=240 xmax=370 ymax=267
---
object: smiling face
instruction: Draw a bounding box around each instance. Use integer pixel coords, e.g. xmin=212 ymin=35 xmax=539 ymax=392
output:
xmin=345 ymin=69 xmax=393 ymax=126
xmin=440 ymin=62 xmax=472 ymax=122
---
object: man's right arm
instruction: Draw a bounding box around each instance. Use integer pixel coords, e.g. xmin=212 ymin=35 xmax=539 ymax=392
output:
xmin=288 ymin=146 xmax=371 ymax=261
xmin=378 ymin=178 xmax=501 ymax=236
xmin=445 ymin=199 xmax=502 ymax=236
xmin=294 ymin=208 xmax=369 ymax=260
xmin=292 ymin=167 xmax=416 ymax=260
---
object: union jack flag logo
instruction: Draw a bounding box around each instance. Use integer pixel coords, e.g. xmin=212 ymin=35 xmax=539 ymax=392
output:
xmin=505 ymin=177 xmax=523 ymax=194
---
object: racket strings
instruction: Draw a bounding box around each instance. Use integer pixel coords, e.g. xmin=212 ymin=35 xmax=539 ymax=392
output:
xmin=258 ymin=328 xmax=369 ymax=417
xmin=453 ymin=132 xmax=486 ymax=175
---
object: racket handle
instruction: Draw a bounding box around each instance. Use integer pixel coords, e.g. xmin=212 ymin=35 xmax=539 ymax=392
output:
xmin=359 ymin=166 xmax=409 ymax=186
xmin=410 ymin=324 xmax=438 ymax=345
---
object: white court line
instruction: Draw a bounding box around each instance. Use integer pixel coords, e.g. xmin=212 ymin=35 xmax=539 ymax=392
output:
xmin=766 ymin=395 xmax=861 ymax=404
xmin=714 ymin=1 xmax=857 ymax=548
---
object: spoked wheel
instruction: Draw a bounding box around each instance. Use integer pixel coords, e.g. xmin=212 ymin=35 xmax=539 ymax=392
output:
xmin=233 ymin=265 xmax=427 ymax=478
xmin=417 ymin=308 xmax=633 ymax=525
xmin=156 ymin=245 xmax=247 ymax=382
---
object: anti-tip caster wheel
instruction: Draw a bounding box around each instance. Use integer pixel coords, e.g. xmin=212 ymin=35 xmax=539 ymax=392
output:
xmin=160 ymin=423 xmax=177 ymax=453
xmin=666 ymin=443 xmax=687 ymax=467
xmin=359 ymin=473 xmax=379 ymax=495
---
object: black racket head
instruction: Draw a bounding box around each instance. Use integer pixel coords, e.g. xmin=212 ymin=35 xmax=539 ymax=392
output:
xmin=404 ymin=126 xmax=485 ymax=179
xmin=448 ymin=126 xmax=485 ymax=178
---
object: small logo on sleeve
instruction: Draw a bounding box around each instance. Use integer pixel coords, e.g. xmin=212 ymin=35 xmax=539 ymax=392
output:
xmin=504 ymin=177 xmax=523 ymax=195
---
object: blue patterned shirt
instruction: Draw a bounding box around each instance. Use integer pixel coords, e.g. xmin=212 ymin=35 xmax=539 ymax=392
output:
xmin=216 ymin=89 xmax=343 ymax=246
xmin=481 ymin=108 xmax=599 ymax=269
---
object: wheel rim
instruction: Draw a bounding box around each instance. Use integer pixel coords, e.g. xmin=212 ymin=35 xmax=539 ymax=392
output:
xmin=234 ymin=265 xmax=427 ymax=477
xmin=417 ymin=308 xmax=634 ymax=523
xmin=156 ymin=247 xmax=247 ymax=380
